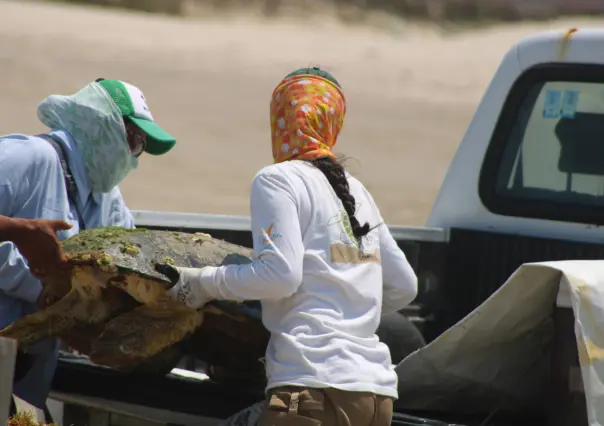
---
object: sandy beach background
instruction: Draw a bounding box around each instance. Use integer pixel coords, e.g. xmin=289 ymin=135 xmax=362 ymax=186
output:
xmin=1 ymin=0 xmax=600 ymax=225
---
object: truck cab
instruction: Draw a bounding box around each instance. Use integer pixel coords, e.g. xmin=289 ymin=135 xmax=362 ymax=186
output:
xmin=415 ymin=27 xmax=604 ymax=340
xmin=43 ymin=27 xmax=604 ymax=426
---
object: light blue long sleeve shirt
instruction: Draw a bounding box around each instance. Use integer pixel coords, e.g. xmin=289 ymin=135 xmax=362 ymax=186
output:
xmin=0 ymin=129 xmax=135 ymax=328
xmin=0 ymin=130 xmax=135 ymax=407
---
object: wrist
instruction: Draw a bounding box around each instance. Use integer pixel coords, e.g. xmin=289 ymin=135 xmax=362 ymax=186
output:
xmin=177 ymin=266 xmax=219 ymax=301
xmin=198 ymin=266 xmax=219 ymax=298
xmin=0 ymin=217 xmax=32 ymax=241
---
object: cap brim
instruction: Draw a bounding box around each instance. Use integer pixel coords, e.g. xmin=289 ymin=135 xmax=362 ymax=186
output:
xmin=129 ymin=117 xmax=176 ymax=156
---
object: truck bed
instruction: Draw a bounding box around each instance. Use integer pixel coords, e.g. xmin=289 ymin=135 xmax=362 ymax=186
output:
xmin=50 ymin=352 xmax=546 ymax=426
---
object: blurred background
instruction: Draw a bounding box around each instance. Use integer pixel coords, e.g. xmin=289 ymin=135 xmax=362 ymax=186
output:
xmin=1 ymin=0 xmax=602 ymax=225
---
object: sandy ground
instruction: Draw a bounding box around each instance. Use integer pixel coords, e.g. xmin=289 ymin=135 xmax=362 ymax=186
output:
xmin=1 ymin=1 xmax=602 ymax=225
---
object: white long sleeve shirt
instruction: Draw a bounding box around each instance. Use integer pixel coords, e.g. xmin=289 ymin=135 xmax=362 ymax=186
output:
xmin=198 ymin=160 xmax=418 ymax=398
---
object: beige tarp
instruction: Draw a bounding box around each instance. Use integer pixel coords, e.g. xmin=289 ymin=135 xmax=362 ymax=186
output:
xmin=395 ymin=260 xmax=604 ymax=426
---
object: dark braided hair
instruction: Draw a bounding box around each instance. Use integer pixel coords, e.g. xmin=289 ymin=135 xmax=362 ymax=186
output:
xmin=285 ymin=67 xmax=372 ymax=243
xmin=309 ymin=156 xmax=371 ymax=244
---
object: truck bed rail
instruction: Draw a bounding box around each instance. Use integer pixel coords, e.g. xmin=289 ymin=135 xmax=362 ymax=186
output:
xmin=130 ymin=210 xmax=448 ymax=243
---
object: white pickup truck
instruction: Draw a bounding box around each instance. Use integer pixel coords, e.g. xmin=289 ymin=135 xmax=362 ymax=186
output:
xmin=43 ymin=26 xmax=604 ymax=426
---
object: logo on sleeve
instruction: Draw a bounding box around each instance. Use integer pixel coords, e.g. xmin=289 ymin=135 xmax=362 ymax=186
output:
xmin=258 ymin=222 xmax=283 ymax=250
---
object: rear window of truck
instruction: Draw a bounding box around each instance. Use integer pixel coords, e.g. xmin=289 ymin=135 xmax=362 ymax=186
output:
xmin=480 ymin=64 xmax=604 ymax=225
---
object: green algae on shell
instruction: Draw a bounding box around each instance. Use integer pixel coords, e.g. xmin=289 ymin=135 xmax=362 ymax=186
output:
xmin=160 ymin=257 xmax=176 ymax=266
xmin=97 ymin=253 xmax=113 ymax=265
xmin=121 ymin=243 xmax=139 ymax=256
xmin=63 ymin=226 xmax=149 ymax=253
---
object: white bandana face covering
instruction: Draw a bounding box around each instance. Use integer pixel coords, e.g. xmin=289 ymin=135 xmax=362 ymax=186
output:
xmin=37 ymin=82 xmax=138 ymax=193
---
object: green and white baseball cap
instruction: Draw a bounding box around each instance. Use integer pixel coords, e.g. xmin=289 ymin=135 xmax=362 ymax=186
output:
xmin=97 ymin=79 xmax=176 ymax=156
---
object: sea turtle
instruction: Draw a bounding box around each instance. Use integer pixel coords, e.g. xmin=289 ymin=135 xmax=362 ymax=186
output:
xmin=0 ymin=226 xmax=270 ymax=381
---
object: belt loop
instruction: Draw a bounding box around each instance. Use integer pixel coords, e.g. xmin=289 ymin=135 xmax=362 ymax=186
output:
xmin=288 ymin=391 xmax=300 ymax=414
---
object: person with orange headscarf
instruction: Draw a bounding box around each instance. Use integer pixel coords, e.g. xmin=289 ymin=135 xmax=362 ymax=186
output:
xmin=155 ymin=67 xmax=418 ymax=426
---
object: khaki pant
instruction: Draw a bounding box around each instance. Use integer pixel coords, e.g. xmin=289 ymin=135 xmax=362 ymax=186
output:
xmin=259 ymin=386 xmax=393 ymax=426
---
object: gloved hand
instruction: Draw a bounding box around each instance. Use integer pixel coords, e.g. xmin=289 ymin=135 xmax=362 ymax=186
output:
xmin=0 ymin=217 xmax=72 ymax=278
xmin=154 ymin=263 xmax=214 ymax=310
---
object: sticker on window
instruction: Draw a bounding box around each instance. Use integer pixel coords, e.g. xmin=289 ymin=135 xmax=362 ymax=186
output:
xmin=543 ymin=90 xmax=562 ymax=119
xmin=561 ymin=90 xmax=580 ymax=119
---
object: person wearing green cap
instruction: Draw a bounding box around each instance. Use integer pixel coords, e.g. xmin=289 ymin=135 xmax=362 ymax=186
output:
xmin=0 ymin=77 xmax=176 ymax=418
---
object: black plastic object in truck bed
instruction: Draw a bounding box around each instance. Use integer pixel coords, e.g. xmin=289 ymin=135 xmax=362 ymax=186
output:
xmin=52 ymin=352 xmax=468 ymax=425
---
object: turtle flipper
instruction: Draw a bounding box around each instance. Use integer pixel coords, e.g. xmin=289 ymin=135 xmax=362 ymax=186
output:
xmin=126 ymin=343 xmax=185 ymax=376
xmin=89 ymin=297 xmax=203 ymax=370
xmin=0 ymin=288 xmax=82 ymax=347
xmin=0 ymin=266 xmax=120 ymax=348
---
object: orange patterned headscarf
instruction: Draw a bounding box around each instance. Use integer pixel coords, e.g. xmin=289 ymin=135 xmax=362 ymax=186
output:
xmin=270 ymin=74 xmax=347 ymax=164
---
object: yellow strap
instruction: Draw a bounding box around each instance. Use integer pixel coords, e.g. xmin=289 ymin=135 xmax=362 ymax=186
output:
xmin=558 ymin=28 xmax=578 ymax=61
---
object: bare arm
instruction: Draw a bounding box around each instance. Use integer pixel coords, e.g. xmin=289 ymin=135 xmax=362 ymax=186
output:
xmin=0 ymin=215 xmax=19 ymax=241
xmin=0 ymin=216 xmax=72 ymax=276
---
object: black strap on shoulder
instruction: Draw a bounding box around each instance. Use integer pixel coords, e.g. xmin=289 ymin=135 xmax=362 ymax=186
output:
xmin=37 ymin=133 xmax=86 ymax=230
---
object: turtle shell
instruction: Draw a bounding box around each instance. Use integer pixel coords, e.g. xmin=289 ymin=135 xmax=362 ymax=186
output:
xmin=62 ymin=226 xmax=251 ymax=285
xmin=61 ymin=226 xmax=263 ymax=321
xmin=0 ymin=226 xmax=268 ymax=385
